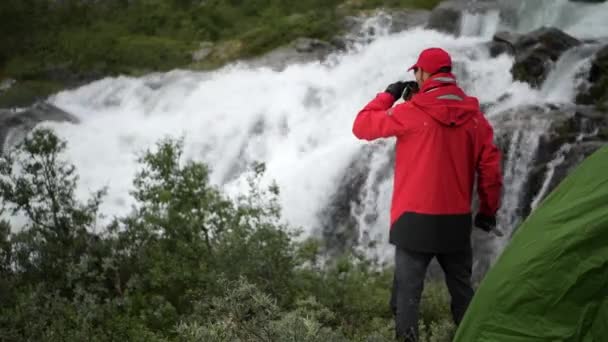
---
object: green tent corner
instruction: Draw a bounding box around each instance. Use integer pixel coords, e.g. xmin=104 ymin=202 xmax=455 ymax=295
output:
xmin=454 ymin=146 xmax=608 ymax=341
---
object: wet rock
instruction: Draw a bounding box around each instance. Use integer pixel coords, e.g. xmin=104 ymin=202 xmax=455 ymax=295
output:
xmin=510 ymin=27 xmax=581 ymax=88
xmin=385 ymin=9 xmax=431 ymax=33
xmin=246 ymin=38 xmax=337 ymax=71
xmin=0 ymin=102 xmax=79 ymax=151
xmin=336 ymin=9 xmax=431 ymax=50
xmin=426 ymin=0 xmax=506 ymax=35
xmin=192 ymin=41 xmax=214 ymax=62
xmin=0 ymin=79 xmax=16 ymax=93
xmin=493 ymin=104 xmax=606 ymax=221
xmin=43 ymin=63 xmax=105 ymax=88
xmin=426 ymin=1 xmax=463 ymax=34
xmin=317 ymin=142 xmax=392 ymax=256
xmin=487 ymin=31 xmax=520 ymax=57
xmin=576 ymin=44 xmax=608 ymax=106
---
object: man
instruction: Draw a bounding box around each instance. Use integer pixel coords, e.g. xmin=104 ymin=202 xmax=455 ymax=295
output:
xmin=352 ymin=48 xmax=502 ymax=341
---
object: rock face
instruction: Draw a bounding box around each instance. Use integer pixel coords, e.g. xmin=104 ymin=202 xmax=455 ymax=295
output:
xmin=426 ymin=0 xmax=507 ymax=35
xmin=510 ymin=27 xmax=581 ymax=88
xmin=317 ymin=142 xmax=394 ymax=257
xmin=191 ymin=41 xmax=214 ymax=62
xmin=246 ymin=8 xmax=432 ymax=71
xmin=576 ymin=45 xmax=608 ymax=106
xmin=487 ymin=31 xmax=520 ymax=57
xmin=0 ymin=79 xmax=16 ymax=93
xmin=493 ymin=104 xmax=607 ymax=221
xmin=474 ymin=103 xmax=606 ymax=280
xmin=246 ymin=38 xmax=338 ymax=71
xmin=0 ymin=102 xmax=79 ymax=151
xmin=339 ymin=9 xmax=430 ymax=49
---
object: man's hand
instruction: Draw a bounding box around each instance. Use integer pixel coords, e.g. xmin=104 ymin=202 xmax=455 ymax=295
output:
xmin=385 ymin=81 xmax=407 ymax=100
xmin=402 ymin=81 xmax=419 ymax=101
xmin=474 ymin=213 xmax=497 ymax=233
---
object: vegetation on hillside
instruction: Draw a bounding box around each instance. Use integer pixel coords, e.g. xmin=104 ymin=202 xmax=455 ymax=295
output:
xmin=0 ymin=0 xmax=442 ymax=107
xmin=0 ymin=128 xmax=454 ymax=341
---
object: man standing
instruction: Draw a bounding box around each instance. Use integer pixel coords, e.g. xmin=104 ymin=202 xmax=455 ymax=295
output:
xmin=352 ymin=48 xmax=502 ymax=341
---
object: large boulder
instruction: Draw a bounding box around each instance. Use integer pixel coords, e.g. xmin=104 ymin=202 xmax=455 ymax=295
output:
xmin=246 ymin=38 xmax=338 ymax=71
xmin=487 ymin=31 xmax=520 ymax=57
xmin=426 ymin=0 xmax=510 ymax=35
xmin=576 ymin=45 xmax=608 ymax=106
xmin=336 ymin=9 xmax=431 ymax=50
xmin=510 ymin=27 xmax=581 ymax=88
xmin=0 ymin=102 xmax=79 ymax=151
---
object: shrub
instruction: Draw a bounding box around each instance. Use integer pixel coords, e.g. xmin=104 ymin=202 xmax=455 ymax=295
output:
xmin=0 ymin=129 xmax=455 ymax=341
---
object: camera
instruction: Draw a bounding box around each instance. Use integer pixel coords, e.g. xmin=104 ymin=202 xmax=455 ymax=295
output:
xmin=402 ymin=81 xmax=419 ymax=101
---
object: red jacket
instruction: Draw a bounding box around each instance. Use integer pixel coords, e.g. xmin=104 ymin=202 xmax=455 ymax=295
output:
xmin=353 ymin=74 xmax=502 ymax=245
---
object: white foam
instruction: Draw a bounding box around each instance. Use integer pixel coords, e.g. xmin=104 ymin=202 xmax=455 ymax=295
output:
xmin=30 ymin=4 xmax=604 ymax=259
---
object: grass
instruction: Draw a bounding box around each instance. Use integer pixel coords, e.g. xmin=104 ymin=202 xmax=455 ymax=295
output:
xmin=0 ymin=0 xmax=443 ymax=108
xmin=0 ymin=81 xmax=64 ymax=108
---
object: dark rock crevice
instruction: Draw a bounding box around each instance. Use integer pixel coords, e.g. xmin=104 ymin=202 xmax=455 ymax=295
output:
xmin=0 ymin=103 xmax=79 ymax=151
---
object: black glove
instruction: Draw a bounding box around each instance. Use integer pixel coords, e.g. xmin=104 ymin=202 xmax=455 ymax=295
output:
xmin=385 ymin=81 xmax=407 ymax=100
xmin=401 ymin=81 xmax=419 ymax=101
xmin=474 ymin=213 xmax=496 ymax=233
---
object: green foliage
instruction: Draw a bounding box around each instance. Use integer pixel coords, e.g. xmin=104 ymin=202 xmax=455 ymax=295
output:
xmin=343 ymin=0 xmax=444 ymax=11
xmin=177 ymin=278 xmax=349 ymax=342
xmin=0 ymin=81 xmax=64 ymax=108
xmin=0 ymin=0 xmax=443 ymax=107
xmin=0 ymin=128 xmax=455 ymax=341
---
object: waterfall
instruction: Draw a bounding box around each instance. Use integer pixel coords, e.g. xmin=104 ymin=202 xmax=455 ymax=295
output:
xmin=10 ymin=0 xmax=602 ymax=265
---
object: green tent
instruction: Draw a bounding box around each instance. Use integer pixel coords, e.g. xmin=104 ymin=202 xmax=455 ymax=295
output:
xmin=454 ymin=146 xmax=608 ymax=341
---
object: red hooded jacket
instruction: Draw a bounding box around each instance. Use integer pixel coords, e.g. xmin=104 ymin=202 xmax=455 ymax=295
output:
xmin=353 ymin=73 xmax=502 ymax=252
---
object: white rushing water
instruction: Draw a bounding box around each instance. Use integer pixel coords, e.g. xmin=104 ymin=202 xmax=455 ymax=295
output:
xmin=35 ymin=0 xmax=608 ymax=260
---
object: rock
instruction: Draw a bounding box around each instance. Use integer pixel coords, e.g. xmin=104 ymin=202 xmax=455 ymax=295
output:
xmin=336 ymin=9 xmax=431 ymax=49
xmin=0 ymin=79 xmax=16 ymax=93
xmin=317 ymin=142 xmax=393 ymax=256
xmin=487 ymin=31 xmax=520 ymax=57
xmin=246 ymin=38 xmax=337 ymax=71
xmin=293 ymin=37 xmax=334 ymax=54
xmin=426 ymin=1 xmax=463 ymax=34
xmin=426 ymin=0 xmax=507 ymax=35
xmin=569 ymin=0 xmax=606 ymax=3
xmin=510 ymin=27 xmax=581 ymax=88
xmin=192 ymin=41 xmax=214 ymax=62
xmin=576 ymin=45 xmax=608 ymax=106
xmin=493 ymin=104 xmax=606 ymax=222
xmin=43 ymin=62 xmax=105 ymax=88
xmin=385 ymin=9 xmax=431 ymax=33
xmin=0 ymin=102 xmax=79 ymax=151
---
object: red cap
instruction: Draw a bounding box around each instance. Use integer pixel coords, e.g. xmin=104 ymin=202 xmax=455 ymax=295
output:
xmin=408 ymin=48 xmax=452 ymax=74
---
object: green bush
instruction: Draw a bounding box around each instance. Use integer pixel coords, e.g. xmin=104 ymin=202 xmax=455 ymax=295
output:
xmin=0 ymin=129 xmax=455 ymax=341
xmin=0 ymin=81 xmax=63 ymax=108
xmin=0 ymin=0 xmax=443 ymax=79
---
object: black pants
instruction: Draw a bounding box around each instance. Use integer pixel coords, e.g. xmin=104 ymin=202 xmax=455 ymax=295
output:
xmin=390 ymin=248 xmax=474 ymax=341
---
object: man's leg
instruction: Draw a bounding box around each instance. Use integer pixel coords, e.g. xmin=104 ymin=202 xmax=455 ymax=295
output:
xmin=436 ymin=248 xmax=474 ymax=325
xmin=394 ymin=248 xmax=433 ymax=341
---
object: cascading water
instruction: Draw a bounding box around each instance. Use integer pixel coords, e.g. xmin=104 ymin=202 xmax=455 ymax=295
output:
xmin=511 ymin=0 xmax=608 ymax=39
xmin=27 ymin=0 xmax=608 ymax=269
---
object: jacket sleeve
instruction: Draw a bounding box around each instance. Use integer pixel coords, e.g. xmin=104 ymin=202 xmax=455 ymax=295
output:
xmin=477 ymin=116 xmax=503 ymax=216
xmin=352 ymin=92 xmax=409 ymax=141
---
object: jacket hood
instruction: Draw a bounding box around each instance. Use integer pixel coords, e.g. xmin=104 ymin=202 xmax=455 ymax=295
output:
xmin=411 ymin=73 xmax=480 ymax=127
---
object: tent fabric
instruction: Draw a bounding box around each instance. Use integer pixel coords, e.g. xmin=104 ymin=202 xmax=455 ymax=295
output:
xmin=454 ymin=146 xmax=608 ymax=341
